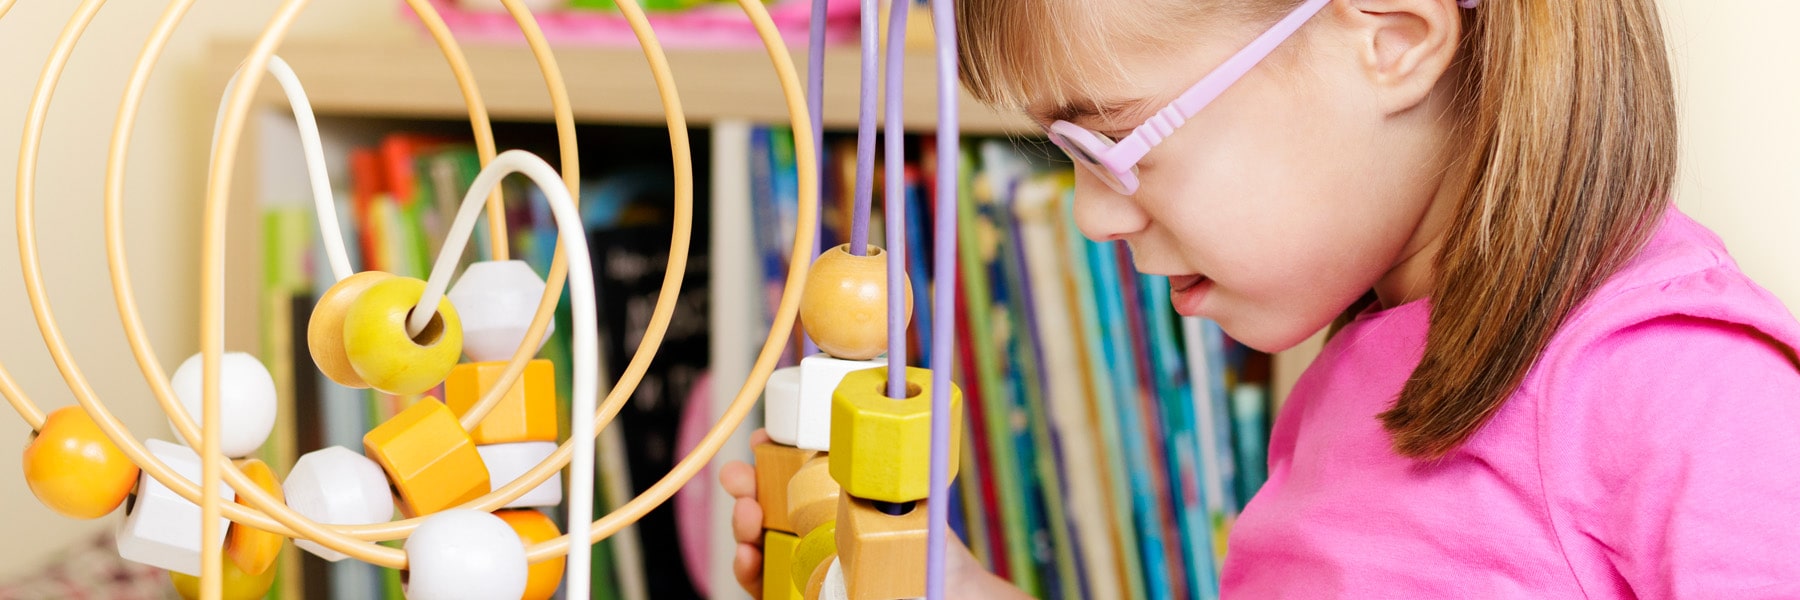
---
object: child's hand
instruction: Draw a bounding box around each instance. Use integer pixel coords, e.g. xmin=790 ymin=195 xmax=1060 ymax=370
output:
xmin=718 ymin=429 xmax=1027 ymax=599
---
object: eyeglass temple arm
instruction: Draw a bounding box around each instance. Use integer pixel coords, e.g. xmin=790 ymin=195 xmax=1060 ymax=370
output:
xmin=1113 ymin=0 xmax=1335 ymax=162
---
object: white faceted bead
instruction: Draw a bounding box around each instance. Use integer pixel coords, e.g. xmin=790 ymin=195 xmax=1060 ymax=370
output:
xmin=404 ymin=509 xmax=529 ymax=600
xmin=116 ymin=439 xmax=234 ymax=575
xmin=168 ymin=352 xmax=279 ymax=458
xmin=284 ymin=446 xmax=395 ymax=562
xmin=762 ymin=365 xmax=802 ymax=446
xmin=476 ymin=442 xmax=562 ymax=509
xmin=795 ymin=354 xmax=886 ymax=451
xmin=449 ymin=260 xmax=554 ymax=363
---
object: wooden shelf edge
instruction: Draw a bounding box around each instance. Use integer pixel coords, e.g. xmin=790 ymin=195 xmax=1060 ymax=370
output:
xmin=208 ymin=37 xmax=1035 ymax=135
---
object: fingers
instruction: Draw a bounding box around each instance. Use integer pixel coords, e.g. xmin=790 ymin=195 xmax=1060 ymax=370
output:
xmin=720 ymin=460 xmax=757 ymax=499
xmin=733 ymin=496 xmax=765 ymax=545
xmin=734 ymin=543 xmax=764 ymax=599
xmin=750 ymin=427 xmax=771 ymax=446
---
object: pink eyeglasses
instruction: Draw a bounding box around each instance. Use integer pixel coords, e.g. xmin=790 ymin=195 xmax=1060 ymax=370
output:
xmin=1048 ymin=0 xmax=1480 ymax=195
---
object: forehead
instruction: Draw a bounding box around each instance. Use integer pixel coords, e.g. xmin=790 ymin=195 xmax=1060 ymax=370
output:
xmin=958 ymin=0 xmax=1204 ymax=118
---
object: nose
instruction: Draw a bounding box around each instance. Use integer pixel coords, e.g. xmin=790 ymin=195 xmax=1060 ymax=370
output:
xmin=1070 ymin=168 xmax=1151 ymax=242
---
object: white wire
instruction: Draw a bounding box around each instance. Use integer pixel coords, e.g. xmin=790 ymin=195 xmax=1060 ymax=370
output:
xmin=210 ymin=55 xmax=354 ymax=283
xmin=416 ymin=150 xmax=598 ymax=597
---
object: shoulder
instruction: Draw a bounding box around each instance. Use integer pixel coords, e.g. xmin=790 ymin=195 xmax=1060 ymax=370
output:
xmin=1525 ymin=207 xmax=1800 ymax=454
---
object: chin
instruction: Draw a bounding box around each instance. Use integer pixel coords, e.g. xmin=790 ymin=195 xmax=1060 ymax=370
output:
xmin=1211 ymin=308 xmax=1330 ymax=354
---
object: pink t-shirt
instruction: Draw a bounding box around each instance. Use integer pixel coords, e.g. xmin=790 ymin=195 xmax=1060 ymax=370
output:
xmin=1220 ymin=209 xmax=1800 ymax=598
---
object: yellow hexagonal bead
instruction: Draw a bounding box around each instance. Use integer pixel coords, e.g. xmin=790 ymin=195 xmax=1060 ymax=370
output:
xmin=762 ymin=530 xmax=802 ymax=600
xmin=225 ymin=458 xmax=285 ymax=576
xmin=835 ymin=495 xmax=928 ymax=600
xmin=789 ymin=521 xmax=837 ymax=595
xmin=828 ymin=366 xmax=963 ymax=503
xmin=344 ymin=276 xmax=463 ymax=396
xmin=363 ymin=398 xmax=490 ymax=517
xmin=169 ymin=555 xmax=277 ymax=600
xmin=444 ymin=359 xmax=558 ymax=445
xmin=308 ymin=270 xmax=395 ymax=389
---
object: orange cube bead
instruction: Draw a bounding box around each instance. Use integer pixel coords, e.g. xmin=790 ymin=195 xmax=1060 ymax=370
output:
xmin=444 ymin=359 xmax=558 ymax=445
xmin=836 ymin=495 xmax=928 ymax=600
xmin=363 ymin=398 xmax=490 ymax=517
xmin=754 ymin=442 xmax=821 ymax=534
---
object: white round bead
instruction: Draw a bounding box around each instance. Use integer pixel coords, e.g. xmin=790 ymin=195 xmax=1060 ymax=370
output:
xmin=476 ymin=442 xmax=563 ymax=509
xmin=167 ymin=352 xmax=279 ymax=458
xmin=448 ymin=260 xmax=554 ymax=363
xmin=283 ymin=446 xmax=395 ymax=561
xmin=404 ymin=509 xmax=529 ymax=600
xmin=821 ymin=558 xmax=849 ymax=600
xmin=116 ymin=439 xmax=234 ymax=575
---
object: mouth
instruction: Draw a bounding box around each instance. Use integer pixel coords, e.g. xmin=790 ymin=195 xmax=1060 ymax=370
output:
xmin=1169 ymin=274 xmax=1208 ymax=293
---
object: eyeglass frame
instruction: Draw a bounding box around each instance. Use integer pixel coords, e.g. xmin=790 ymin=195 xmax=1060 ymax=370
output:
xmin=1046 ymin=0 xmax=1479 ymax=195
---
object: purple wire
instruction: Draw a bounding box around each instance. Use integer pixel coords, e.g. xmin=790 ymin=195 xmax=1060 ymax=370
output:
xmin=926 ymin=0 xmax=958 ymax=596
xmin=804 ymin=0 xmax=826 ymax=357
xmin=884 ymin=0 xmax=909 ymax=399
xmin=849 ymin=0 xmax=878 ymax=256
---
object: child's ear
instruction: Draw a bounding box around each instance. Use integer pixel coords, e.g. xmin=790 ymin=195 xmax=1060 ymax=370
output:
xmin=1337 ymin=0 xmax=1464 ymax=115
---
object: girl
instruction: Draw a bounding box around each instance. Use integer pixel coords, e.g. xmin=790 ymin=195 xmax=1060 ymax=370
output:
xmin=723 ymin=0 xmax=1800 ymax=596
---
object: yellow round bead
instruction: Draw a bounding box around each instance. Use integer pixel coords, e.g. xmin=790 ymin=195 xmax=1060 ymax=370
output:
xmin=343 ymin=276 xmax=463 ymax=395
xmin=308 ymin=271 xmax=395 ymax=388
xmin=828 ymin=366 xmax=963 ymax=503
xmin=798 ymin=244 xmax=912 ymax=361
xmin=225 ymin=458 xmax=285 ymax=576
xmin=21 ymin=406 xmax=139 ymax=520
xmin=496 ymin=509 xmax=566 ymax=600
xmin=169 ymin=555 xmax=277 ymax=600
xmin=790 ymin=521 xmax=837 ymax=594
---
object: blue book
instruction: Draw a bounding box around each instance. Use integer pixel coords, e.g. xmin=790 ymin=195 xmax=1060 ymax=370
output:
xmin=1141 ymin=274 xmax=1221 ymax=599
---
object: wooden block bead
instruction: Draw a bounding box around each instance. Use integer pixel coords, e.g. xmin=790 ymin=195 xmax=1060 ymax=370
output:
xmin=836 ymin=495 xmax=928 ymax=600
xmin=805 ymin=556 xmax=834 ymax=600
xmin=169 ymin=554 xmax=277 ymax=600
xmin=796 ymin=353 xmax=886 ymax=451
xmin=404 ymin=509 xmax=528 ymax=600
xmin=308 ymin=270 xmax=394 ymax=388
xmin=116 ymin=439 xmax=234 ymax=575
xmin=754 ymin=441 xmax=821 ymax=533
xmin=168 ymin=352 xmax=279 ymax=458
xmin=786 ymin=456 xmax=840 ymax=537
xmin=363 ymin=398 xmax=490 ymax=517
xmin=829 ymin=367 xmax=963 ymax=503
xmin=444 ymin=359 xmax=558 ymax=445
xmin=763 ymin=530 xmax=803 ymax=600
xmin=283 ymin=446 xmax=395 ymax=562
xmin=790 ymin=521 xmax=837 ymax=595
xmin=477 ymin=442 xmax=563 ymax=509
xmin=448 ymin=260 xmax=554 ymax=362
xmin=21 ymin=405 xmax=138 ymax=520
xmin=343 ymin=275 xmax=463 ymax=396
xmin=495 ymin=509 xmax=565 ymax=600
xmin=225 ymin=458 xmax=285 ymax=576
xmin=798 ymin=244 xmax=913 ymax=361
xmin=764 ymin=365 xmax=802 ymax=446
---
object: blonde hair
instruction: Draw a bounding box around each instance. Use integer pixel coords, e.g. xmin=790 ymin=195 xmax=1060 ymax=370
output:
xmin=958 ymin=0 xmax=1679 ymax=460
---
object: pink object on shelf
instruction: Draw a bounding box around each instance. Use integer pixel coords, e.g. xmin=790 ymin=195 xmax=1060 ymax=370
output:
xmin=406 ymin=0 xmax=862 ymax=48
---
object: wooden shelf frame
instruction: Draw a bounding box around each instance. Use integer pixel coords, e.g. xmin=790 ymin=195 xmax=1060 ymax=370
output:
xmin=206 ymin=37 xmax=1035 ymax=134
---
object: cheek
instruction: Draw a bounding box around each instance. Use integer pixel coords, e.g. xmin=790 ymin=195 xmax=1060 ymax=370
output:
xmin=1132 ymin=72 xmax=1431 ymax=350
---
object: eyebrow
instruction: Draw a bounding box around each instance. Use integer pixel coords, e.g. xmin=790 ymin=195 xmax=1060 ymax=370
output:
xmin=1035 ymin=97 xmax=1148 ymax=125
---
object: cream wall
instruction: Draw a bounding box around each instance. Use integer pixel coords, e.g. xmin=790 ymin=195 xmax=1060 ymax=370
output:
xmin=0 ymin=1 xmax=405 ymax=582
xmin=0 ymin=0 xmax=1794 ymax=589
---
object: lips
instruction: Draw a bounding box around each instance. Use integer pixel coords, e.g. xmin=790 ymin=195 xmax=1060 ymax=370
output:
xmin=1169 ymin=274 xmax=1207 ymax=293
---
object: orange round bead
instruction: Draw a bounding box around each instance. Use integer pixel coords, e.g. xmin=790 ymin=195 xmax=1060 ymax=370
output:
xmin=496 ymin=509 xmax=566 ymax=600
xmin=225 ymin=458 xmax=285 ymax=575
xmin=308 ymin=270 xmax=395 ymax=388
xmin=798 ymin=244 xmax=912 ymax=361
xmin=21 ymin=406 xmax=139 ymax=519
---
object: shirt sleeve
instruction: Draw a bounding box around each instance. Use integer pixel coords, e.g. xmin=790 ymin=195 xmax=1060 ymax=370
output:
xmin=1537 ymin=313 xmax=1800 ymax=600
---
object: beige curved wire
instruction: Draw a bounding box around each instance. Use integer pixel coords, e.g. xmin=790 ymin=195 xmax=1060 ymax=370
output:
xmin=0 ymin=0 xmax=16 ymax=23
xmin=13 ymin=0 xmax=811 ymax=579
